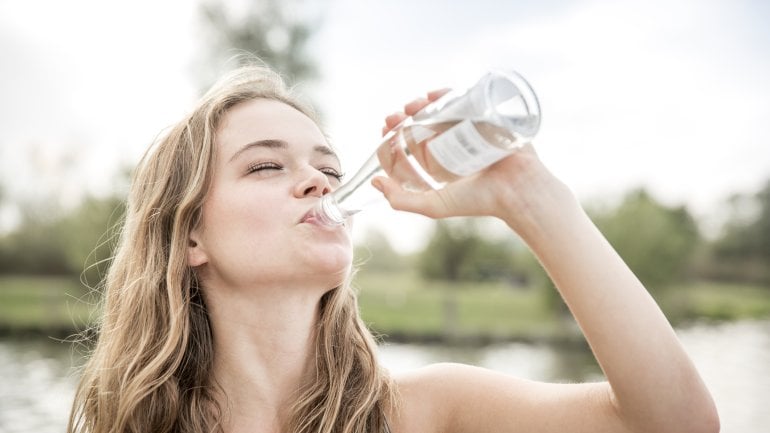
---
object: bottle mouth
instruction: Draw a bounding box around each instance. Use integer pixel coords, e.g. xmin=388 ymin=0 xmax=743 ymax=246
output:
xmin=313 ymin=195 xmax=349 ymax=226
xmin=485 ymin=70 xmax=541 ymax=139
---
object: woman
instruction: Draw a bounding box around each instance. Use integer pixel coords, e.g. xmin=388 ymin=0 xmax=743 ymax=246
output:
xmin=68 ymin=65 xmax=719 ymax=433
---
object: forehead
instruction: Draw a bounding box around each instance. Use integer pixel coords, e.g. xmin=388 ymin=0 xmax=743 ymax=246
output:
xmin=215 ymin=98 xmax=328 ymax=155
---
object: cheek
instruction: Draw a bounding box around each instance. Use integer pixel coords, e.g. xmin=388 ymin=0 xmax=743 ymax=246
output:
xmin=216 ymin=182 xmax=284 ymax=220
xmin=201 ymin=190 xmax=285 ymax=251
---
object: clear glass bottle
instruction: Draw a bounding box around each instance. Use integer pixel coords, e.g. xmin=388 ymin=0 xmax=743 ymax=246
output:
xmin=312 ymin=69 xmax=541 ymax=226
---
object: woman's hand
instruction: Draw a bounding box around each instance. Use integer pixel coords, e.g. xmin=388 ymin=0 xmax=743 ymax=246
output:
xmin=373 ymin=90 xmax=575 ymax=239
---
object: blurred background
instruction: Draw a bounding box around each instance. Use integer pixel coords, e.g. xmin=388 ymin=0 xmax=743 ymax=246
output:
xmin=1 ymin=0 xmax=768 ymax=432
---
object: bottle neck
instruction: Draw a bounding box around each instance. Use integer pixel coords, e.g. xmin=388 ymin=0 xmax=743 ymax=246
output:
xmin=310 ymin=195 xmax=347 ymax=226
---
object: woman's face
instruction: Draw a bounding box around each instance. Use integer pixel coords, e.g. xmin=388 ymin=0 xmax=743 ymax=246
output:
xmin=188 ymin=98 xmax=353 ymax=292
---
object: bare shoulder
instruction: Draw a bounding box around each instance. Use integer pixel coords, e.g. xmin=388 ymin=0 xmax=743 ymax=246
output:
xmin=388 ymin=363 xmax=476 ymax=433
xmin=389 ymin=363 xmax=624 ymax=433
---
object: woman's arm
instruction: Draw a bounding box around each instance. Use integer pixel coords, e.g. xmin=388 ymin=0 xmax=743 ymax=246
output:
xmin=376 ymin=97 xmax=719 ymax=433
xmin=499 ymin=167 xmax=719 ymax=433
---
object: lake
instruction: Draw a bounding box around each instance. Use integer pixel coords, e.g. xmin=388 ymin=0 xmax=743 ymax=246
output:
xmin=1 ymin=319 xmax=768 ymax=432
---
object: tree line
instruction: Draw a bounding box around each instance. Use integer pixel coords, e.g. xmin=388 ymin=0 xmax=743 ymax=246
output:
xmin=359 ymin=181 xmax=770 ymax=291
xmin=2 ymin=178 xmax=769 ymax=293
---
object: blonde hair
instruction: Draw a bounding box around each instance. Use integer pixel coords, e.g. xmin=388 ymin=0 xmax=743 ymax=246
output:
xmin=68 ymin=65 xmax=394 ymax=433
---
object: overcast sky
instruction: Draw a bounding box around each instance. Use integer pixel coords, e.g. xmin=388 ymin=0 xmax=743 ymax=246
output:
xmin=1 ymin=0 xmax=769 ymax=251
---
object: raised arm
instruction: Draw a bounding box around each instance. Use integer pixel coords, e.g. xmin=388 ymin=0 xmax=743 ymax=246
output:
xmin=374 ymin=97 xmax=719 ymax=433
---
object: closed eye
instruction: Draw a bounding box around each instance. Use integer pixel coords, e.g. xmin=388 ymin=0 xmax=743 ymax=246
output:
xmin=246 ymin=161 xmax=283 ymax=175
xmin=320 ymin=167 xmax=345 ymax=182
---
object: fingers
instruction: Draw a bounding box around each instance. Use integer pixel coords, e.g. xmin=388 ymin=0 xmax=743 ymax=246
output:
xmin=427 ymin=88 xmax=451 ymax=102
xmin=372 ymin=176 xmax=451 ymax=219
xmin=376 ymin=134 xmax=433 ymax=191
xmin=403 ymin=97 xmax=431 ymax=116
xmin=382 ymin=88 xmax=452 ymax=136
xmin=382 ymin=112 xmax=408 ymax=136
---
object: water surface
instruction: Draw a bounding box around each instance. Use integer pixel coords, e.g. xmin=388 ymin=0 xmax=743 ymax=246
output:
xmin=1 ymin=320 xmax=767 ymax=433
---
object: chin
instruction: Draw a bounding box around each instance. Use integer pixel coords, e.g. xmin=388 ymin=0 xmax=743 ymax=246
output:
xmin=300 ymin=240 xmax=352 ymax=275
xmin=301 ymin=262 xmax=351 ymax=292
xmin=315 ymin=250 xmax=353 ymax=276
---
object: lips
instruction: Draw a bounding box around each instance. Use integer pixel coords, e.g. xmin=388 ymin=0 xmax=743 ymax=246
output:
xmin=299 ymin=207 xmax=322 ymax=225
xmin=300 ymin=211 xmax=316 ymax=224
xmin=299 ymin=206 xmax=343 ymax=230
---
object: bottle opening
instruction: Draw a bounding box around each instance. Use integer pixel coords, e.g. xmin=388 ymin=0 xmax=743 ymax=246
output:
xmin=486 ymin=70 xmax=541 ymax=138
xmin=312 ymin=195 xmax=352 ymax=226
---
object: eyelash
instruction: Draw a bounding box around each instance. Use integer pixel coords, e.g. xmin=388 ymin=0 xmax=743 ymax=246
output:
xmin=322 ymin=168 xmax=345 ymax=181
xmin=246 ymin=162 xmax=282 ymax=174
xmin=245 ymin=162 xmax=344 ymax=181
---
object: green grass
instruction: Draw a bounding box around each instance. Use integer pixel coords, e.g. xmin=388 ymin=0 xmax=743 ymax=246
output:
xmin=2 ymin=273 xmax=768 ymax=341
xmin=354 ymin=271 xmax=445 ymax=335
xmin=0 ymin=275 xmax=96 ymax=334
xmin=355 ymin=270 xmax=770 ymax=341
xmin=456 ymin=286 xmax=562 ymax=338
xmin=354 ymin=270 xmax=564 ymax=341
xmin=663 ymin=281 xmax=770 ymax=322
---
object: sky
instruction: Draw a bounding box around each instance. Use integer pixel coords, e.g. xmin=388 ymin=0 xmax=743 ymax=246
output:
xmin=1 ymin=0 xmax=769 ymax=252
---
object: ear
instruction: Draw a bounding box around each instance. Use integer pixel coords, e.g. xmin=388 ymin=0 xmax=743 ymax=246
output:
xmin=187 ymin=228 xmax=209 ymax=267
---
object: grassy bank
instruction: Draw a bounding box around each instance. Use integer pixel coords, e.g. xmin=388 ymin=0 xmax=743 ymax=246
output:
xmin=354 ymin=271 xmax=569 ymax=343
xmin=662 ymin=281 xmax=770 ymax=322
xmin=0 ymin=275 xmax=94 ymax=337
xmin=354 ymin=271 xmax=770 ymax=342
xmin=2 ymin=273 xmax=769 ymax=342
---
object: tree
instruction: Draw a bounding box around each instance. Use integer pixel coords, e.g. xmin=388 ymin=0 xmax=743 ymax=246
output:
xmin=591 ymin=188 xmax=701 ymax=292
xmin=0 ymin=213 xmax=71 ymax=275
xmin=417 ymin=218 xmax=524 ymax=339
xmin=196 ymin=0 xmax=323 ymax=92
xmin=0 ymin=193 xmax=124 ymax=283
xmin=57 ymin=195 xmax=126 ymax=287
xmin=417 ymin=218 xmax=521 ymax=283
xmin=354 ymin=227 xmax=407 ymax=273
xmin=419 ymin=219 xmax=479 ymax=282
xmin=708 ymin=179 xmax=770 ymax=285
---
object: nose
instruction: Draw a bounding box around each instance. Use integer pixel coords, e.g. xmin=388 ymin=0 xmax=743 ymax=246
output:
xmin=293 ymin=167 xmax=332 ymax=198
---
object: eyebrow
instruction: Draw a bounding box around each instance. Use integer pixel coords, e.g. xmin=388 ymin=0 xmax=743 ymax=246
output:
xmin=228 ymin=139 xmax=339 ymax=163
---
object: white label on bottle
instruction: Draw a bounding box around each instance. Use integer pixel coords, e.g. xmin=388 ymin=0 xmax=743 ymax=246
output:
xmin=426 ymin=120 xmax=511 ymax=176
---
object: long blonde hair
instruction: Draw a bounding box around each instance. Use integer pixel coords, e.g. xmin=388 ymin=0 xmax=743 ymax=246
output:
xmin=68 ymin=65 xmax=394 ymax=433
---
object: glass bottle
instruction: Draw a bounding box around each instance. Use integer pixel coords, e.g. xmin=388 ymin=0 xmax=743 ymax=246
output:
xmin=312 ymin=69 xmax=541 ymax=226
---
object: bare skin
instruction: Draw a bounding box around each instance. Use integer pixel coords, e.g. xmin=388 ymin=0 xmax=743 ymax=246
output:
xmin=377 ymin=92 xmax=719 ymax=433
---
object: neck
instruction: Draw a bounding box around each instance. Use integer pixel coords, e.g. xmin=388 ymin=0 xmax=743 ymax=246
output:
xmin=205 ymin=284 xmax=326 ymax=432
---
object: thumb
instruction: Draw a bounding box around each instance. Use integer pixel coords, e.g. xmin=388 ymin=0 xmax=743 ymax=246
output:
xmin=372 ymin=176 xmax=450 ymax=219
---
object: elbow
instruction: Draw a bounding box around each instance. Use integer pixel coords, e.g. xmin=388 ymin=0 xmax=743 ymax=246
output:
xmin=674 ymin=394 xmax=720 ymax=433
xmin=687 ymin=410 xmax=720 ymax=433
xmin=630 ymin=389 xmax=721 ymax=433
xmin=699 ymin=403 xmax=720 ymax=433
xmin=670 ymin=371 xmax=721 ymax=433
xmin=648 ymin=404 xmax=720 ymax=433
xmin=690 ymin=385 xmax=720 ymax=433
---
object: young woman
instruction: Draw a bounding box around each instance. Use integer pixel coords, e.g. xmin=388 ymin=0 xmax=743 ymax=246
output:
xmin=68 ymin=65 xmax=719 ymax=433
